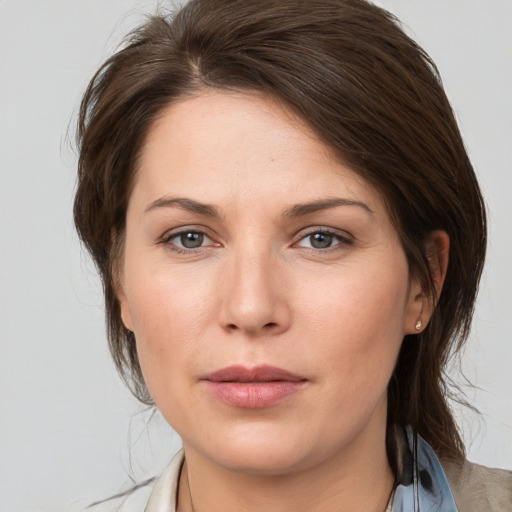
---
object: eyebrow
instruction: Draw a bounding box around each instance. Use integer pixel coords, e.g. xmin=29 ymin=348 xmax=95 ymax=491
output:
xmin=284 ymin=198 xmax=374 ymax=217
xmin=144 ymin=197 xmax=221 ymax=218
xmin=144 ymin=196 xmax=373 ymax=219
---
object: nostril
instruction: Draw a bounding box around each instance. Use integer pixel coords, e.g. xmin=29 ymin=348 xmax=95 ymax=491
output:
xmin=225 ymin=322 xmax=279 ymax=333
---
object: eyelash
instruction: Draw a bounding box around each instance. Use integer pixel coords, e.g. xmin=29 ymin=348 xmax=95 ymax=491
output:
xmin=160 ymin=228 xmax=218 ymax=254
xmin=160 ymin=227 xmax=353 ymax=254
xmin=294 ymin=228 xmax=353 ymax=251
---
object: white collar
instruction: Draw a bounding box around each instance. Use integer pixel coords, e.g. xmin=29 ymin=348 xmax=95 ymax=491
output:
xmin=144 ymin=449 xmax=184 ymax=512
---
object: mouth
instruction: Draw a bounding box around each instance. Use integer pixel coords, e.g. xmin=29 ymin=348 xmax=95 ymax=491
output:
xmin=202 ymin=365 xmax=307 ymax=409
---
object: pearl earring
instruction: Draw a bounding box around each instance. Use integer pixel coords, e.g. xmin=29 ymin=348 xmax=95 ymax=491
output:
xmin=415 ymin=319 xmax=422 ymax=331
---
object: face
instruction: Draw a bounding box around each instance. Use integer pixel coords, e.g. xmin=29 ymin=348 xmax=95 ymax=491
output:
xmin=118 ymin=91 xmax=423 ymax=475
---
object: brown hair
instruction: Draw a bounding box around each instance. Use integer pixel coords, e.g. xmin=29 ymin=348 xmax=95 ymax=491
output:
xmin=74 ymin=0 xmax=486 ymax=466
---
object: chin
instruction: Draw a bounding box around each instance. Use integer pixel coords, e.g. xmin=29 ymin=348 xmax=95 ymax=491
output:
xmin=191 ymin=424 xmax=324 ymax=476
xmin=216 ymin=444 xmax=310 ymax=475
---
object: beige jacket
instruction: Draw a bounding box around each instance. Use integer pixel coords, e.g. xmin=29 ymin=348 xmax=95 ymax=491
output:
xmin=443 ymin=459 xmax=512 ymax=512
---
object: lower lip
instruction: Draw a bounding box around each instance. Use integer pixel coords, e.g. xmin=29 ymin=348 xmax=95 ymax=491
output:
xmin=204 ymin=381 xmax=306 ymax=408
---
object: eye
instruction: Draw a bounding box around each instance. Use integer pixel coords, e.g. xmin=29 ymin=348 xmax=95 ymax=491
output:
xmin=295 ymin=230 xmax=351 ymax=250
xmin=163 ymin=230 xmax=216 ymax=251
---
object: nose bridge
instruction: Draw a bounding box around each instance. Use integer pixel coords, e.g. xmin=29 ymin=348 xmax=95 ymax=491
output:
xmin=219 ymin=235 xmax=289 ymax=336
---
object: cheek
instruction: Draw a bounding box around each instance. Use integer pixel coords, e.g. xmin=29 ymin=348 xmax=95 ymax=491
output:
xmin=296 ymin=260 xmax=409 ymax=387
xmin=124 ymin=264 xmax=217 ymax=399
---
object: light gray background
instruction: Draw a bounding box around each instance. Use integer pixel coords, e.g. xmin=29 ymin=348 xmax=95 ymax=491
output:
xmin=0 ymin=1 xmax=511 ymax=511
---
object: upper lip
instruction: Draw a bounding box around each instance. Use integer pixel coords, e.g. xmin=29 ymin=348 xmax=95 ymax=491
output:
xmin=202 ymin=365 xmax=306 ymax=383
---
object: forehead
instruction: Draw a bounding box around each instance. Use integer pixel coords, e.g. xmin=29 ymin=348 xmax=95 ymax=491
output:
xmin=134 ymin=90 xmax=385 ymax=215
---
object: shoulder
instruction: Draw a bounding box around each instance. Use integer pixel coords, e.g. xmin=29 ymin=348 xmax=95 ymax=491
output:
xmin=442 ymin=458 xmax=512 ymax=512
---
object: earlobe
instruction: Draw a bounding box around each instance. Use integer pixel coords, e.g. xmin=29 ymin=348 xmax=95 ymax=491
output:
xmin=404 ymin=276 xmax=425 ymax=335
xmin=404 ymin=230 xmax=449 ymax=334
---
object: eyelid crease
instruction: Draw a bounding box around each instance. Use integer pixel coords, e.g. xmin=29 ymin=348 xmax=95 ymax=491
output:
xmin=293 ymin=225 xmax=354 ymax=242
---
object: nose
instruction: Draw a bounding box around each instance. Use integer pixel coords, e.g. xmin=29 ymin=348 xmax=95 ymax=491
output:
xmin=218 ymin=244 xmax=291 ymax=337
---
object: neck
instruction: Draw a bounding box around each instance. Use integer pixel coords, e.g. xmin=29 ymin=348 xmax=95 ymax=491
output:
xmin=177 ymin=421 xmax=394 ymax=512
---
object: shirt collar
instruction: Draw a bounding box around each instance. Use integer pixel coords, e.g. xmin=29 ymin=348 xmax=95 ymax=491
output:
xmin=144 ymin=426 xmax=459 ymax=512
xmin=391 ymin=426 xmax=459 ymax=512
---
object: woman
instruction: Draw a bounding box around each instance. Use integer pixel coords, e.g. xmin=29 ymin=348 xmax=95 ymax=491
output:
xmin=74 ymin=0 xmax=511 ymax=510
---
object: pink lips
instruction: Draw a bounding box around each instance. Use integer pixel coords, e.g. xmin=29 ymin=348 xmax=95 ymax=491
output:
xmin=202 ymin=365 xmax=307 ymax=409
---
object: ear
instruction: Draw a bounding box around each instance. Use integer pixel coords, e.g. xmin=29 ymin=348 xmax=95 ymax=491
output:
xmin=404 ymin=230 xmax=449 ymax=334
xmin=118 ymin=282 xmax=134 ymax=332
xmin=111 ymin=239 xmax=134 ymax=332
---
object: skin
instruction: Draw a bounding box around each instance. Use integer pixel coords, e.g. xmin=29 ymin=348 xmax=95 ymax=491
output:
xmin=117 ymin=91 xmax=448 ymax=512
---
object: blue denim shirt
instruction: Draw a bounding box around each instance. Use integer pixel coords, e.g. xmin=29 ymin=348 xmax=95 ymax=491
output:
xmin=391 ymin=426 xmax=459 ymax=511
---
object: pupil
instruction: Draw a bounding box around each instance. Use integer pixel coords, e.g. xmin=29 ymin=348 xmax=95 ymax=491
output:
xmin=311 ymin=233 xmax=333 ymax=249
xmin=181 ymin=232 xmax=203 ymax=248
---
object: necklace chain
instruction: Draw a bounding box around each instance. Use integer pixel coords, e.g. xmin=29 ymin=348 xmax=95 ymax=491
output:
xmin=186 ymin=464 xmax=196 ymax=512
